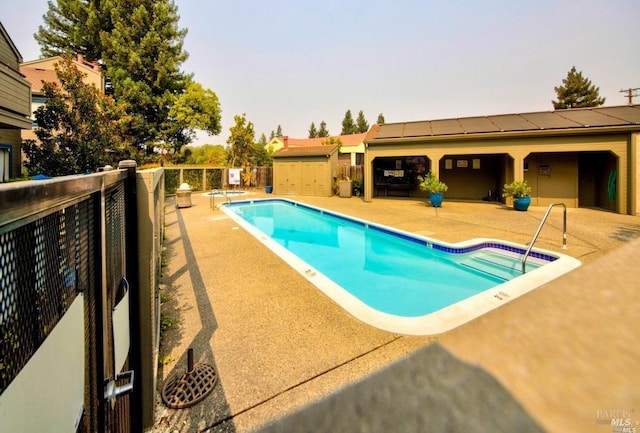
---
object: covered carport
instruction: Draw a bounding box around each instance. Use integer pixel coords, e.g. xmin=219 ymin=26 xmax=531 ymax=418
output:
xmin=364 ymin=105 xmax=640 ymax=215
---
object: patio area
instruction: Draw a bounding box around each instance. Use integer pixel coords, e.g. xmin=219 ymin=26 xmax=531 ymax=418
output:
xmin=153 ymin=191 xmax=640 ymax=432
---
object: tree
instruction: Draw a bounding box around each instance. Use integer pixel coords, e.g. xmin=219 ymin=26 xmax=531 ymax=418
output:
xmin=308 ymin=122 xmax=318 ymax=138
xmin=181 ymin=144 xmax=227 ymax=165
xmin=341 ymin=109 xmax=357 ymax=135
xmin=35 ymin=0 xmax=105 ymax=61
xmin=22 ymin=56 xmax=133 ymax=176
xmin=258 ymin=133 xmax=268 ymax=147
xmin=100 ymin=0 xmax=190 ymax=153
xmin=35 ymin=0 xmax=222 ymax=158
xmin=552 ymin=66 xmax=605 ymax=109
xmin=276 ymin=125 xmax=283 ymax=137
xmin=253 ymin=142 xmax=272 ymax=166
xmin=377 ymin=113 xmax=385 ymax=125
xmin=317 ymin=120 xmax=329 ymax=137
xmin=165 ymin=80 xmax=222 ymax=154
xmin=227 ymin=113 xmax=255 ymax=169
xmin=356 ymin=110 xmax=369 ymax=133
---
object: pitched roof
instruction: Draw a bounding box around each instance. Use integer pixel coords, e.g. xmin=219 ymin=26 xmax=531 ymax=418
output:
xmin=0 ymin=22 xmax=23 ymax=63
xmin=367 ymin=105 xmax=640 ymax=143
xmin=20 ymin=67 xmax=59 ymax=93
xmin=272 ymin=145 xmax=339 ymax=158
xmin=280 ymin=132 xmax=367 ymax=147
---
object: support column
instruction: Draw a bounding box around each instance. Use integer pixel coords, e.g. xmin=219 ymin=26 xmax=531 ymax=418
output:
xmin=427 ymin=153 xmax=445 ymax=179
xmin=507 ymin=151 xmax=528 ymax=183
xmin=364 ymin=152 xmax=373 ymax=202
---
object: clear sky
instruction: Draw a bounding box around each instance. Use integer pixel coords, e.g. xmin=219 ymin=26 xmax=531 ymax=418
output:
xmin=2 ymin=0 xmax=639 ymax=146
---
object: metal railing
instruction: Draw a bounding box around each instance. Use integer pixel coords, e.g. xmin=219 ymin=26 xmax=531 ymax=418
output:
xmin=522 ymin=203 xmax=567 ymax=273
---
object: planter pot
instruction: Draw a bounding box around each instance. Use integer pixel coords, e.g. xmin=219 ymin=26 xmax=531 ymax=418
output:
xmin=429 ymin=192 xmax=444 ymax=207
xmin=265 ymin=186 xmax=273 ymax=194
xmin=513 ymin=196 xmax=531 ymax=211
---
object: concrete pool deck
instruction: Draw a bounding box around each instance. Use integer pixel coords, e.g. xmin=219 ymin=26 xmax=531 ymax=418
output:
xmin=154 ymin=191 xmax=640 ymax=432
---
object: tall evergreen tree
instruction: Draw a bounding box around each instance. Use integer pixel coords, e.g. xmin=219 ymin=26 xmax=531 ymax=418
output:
xmin=552 ymin=66 xmax=605 ymax=109
xmin=317 ymin=120 xmax=329 ymax=137
xmin=269 ymin=130 xmax=275 ymax=140
xmin=276 ymin=124 xmax=283 ymax=137
xmin=100 ymin=0 xmax=190 ymax=153
xmin=35 ymin=0 xmax=222 ymax=158
xmin=356 ymin=110 xmax=369 ymax=133
xmin=377 ymin=113 xmax=385 ymax=125
xmin=258 ymin=133 xmax=268 ymax=147
xmin=308 ymin=122 xmax=318 ymax=138
xmin=35 ymin=0 xmax=105 ymax=60
xmin=341 ymin=109 xmax=357 ymax=135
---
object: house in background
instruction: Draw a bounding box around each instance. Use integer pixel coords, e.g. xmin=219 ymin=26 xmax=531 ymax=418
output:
xmin=266 ymin=132 xmax=366 ymax=166
xmin=0 ymin=22 xmax=32 ymax=182
xmin=20 ymin=53 xmax=104 ymax=142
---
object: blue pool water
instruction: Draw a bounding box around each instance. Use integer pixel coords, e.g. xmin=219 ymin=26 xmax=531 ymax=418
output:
xmin=224 ymin=199 xmax=553 ymax=318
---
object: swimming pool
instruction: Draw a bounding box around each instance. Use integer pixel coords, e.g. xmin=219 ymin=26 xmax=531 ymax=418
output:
xmin=220 ymin=199 xmax=581 ymax=334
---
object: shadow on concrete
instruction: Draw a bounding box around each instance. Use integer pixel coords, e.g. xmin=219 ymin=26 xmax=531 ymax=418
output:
xmin=609 ymin=224 xmax=640 ymax=242
xmin=156 ymin=202 xmax=236 ymax=433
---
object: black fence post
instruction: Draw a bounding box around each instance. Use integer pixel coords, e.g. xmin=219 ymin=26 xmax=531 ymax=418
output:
xmin=118 ymin=160 xmax=142 ymax=433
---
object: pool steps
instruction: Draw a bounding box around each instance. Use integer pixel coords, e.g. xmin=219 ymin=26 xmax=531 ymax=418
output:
xmin=460 ymin=251 xmax=541 ymax=282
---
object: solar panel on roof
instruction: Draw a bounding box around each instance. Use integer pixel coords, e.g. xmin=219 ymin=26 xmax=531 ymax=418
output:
xmin=403 ymin=122 xmax=433 ymax=137
xmin=520 ymin=112 xmax=581 ymax=129
xmin=558 ymin=110 xmax=628 ymax=127
xmin=375 ymin=124 xmax=405 ymax=139
xmin=490 ymin=115 xmax=537 ymax=131
xmin=430 ymin=119 xmax=464 ymax=135
xmin=458 ymin=117 xmax=500 ymax=133
xmin=594 ymin=106 xmax=640 ymax=124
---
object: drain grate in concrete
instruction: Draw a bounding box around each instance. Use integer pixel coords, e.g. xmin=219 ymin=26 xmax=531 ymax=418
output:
xmin=161 ymin=349 xmax=218 ymax=409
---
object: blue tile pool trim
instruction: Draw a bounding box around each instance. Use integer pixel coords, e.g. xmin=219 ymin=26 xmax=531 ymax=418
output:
xmin=224 ymin=198 xmax=558 ymax=263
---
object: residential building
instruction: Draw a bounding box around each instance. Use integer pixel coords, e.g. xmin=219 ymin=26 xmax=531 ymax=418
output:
xmin=0 ymin=22 xmax=32 ymax=182
xmin=20 ymin=53 xmax=104 ymax=142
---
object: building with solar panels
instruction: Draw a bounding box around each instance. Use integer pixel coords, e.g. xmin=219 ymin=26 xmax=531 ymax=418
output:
xmin=363 ymin=105 xmax=640 ymax=215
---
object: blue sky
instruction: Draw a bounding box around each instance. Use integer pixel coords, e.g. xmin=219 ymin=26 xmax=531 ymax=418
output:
xmin=2 ymin=0 xmax=639 ymax=145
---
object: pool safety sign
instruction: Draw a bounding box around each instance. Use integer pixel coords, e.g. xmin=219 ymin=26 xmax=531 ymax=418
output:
xmin=229 ymin=168 xmax=241 ymax=185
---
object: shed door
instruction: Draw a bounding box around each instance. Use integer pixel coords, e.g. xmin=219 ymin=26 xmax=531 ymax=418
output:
xmin=286 ymin=162 xmax=301 ymax=194
xmin=301 ymin=162 xmax=327 ymax=196
xmin=302 ymin=162 xmax=314 ymax=196
xmin=313 ymin=162 xmax=327 ymax=196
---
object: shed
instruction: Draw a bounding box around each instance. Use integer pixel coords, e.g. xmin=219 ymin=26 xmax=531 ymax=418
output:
xmin=272 ymin=145 xmax=339 ymax=196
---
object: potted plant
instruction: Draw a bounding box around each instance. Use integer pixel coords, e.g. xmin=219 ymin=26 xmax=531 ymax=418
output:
xmin=352 ymin=177 xmax=363 ymax=197
xmin=502 ymin=180 xmax=532 ymax=211
xmin=417 ymin=171 xmax=448 ymax=207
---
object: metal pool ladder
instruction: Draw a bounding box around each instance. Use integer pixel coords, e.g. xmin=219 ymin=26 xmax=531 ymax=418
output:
xmin=522 ymin=202 xmax=567 ymax=273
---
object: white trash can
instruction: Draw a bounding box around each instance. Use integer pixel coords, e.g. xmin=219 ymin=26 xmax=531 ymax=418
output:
xmin=176 ymin=183 xmax=192 ymax=208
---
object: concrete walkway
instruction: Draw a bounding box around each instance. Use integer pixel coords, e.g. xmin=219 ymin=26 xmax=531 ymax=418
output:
xmin=153 ymin=191 xmax=640 ymax=432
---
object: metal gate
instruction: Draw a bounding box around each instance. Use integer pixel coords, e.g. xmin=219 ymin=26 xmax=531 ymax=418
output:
xmin=0 ymin=162 xmax=141 ymax=433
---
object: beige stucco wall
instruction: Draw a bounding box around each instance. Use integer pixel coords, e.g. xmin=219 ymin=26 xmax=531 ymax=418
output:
xmin=365 ymin=133 xmax=631 ymax=214
xmin=22 ymin=57 xmax=104 ymax=91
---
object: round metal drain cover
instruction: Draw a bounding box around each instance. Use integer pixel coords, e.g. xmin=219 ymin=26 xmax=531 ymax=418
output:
xmin=161 ymin=363 xmax=218 ymax=409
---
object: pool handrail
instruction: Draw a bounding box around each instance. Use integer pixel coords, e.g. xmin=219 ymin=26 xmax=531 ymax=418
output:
xmin=522 ymin=202 xmax=567 ymax=273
